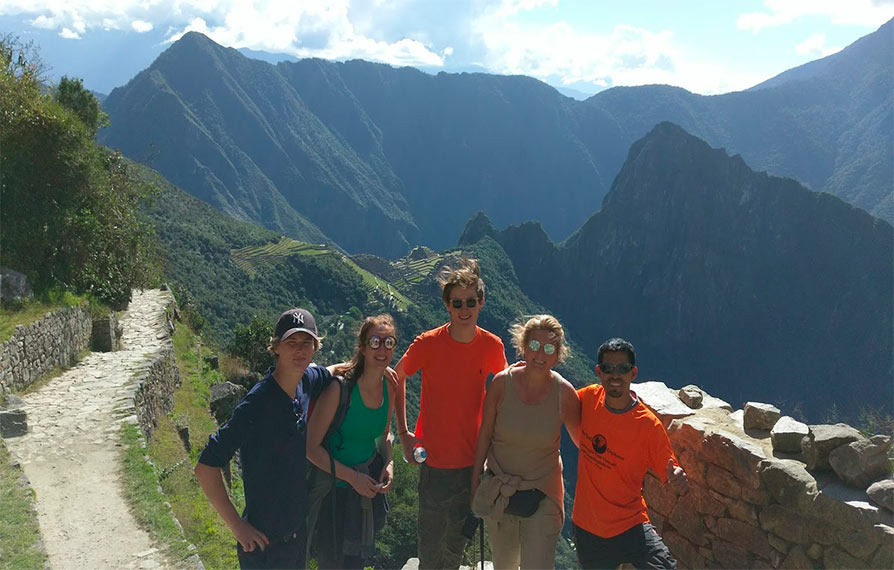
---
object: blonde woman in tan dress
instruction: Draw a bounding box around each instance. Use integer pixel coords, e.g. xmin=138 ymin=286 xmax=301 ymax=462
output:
xmin=471 ymin=315 xmax=581 ymax=569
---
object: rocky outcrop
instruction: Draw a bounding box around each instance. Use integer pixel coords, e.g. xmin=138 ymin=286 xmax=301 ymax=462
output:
xmin=638 ymin=385 xmax=893 ymax=569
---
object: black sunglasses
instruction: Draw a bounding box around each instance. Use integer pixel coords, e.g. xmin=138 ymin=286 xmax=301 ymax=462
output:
xmin=292 ymin=398 xmax=306 ymax=433
xmin=450 ymin=297 xmax=479 ymax=309
xmin=367 ymin=335 xmax=397 ymax=349
xmin=599 ymin=362 xmax=634 ymax=374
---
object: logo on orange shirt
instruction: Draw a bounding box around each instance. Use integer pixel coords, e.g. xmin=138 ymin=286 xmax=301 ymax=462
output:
xmin=592 ymin=434 xmax=607 ymax=454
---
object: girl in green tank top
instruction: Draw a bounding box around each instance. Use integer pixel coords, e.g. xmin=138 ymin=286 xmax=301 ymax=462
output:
xmin=307 ymin=315 xmax=397 ymax=569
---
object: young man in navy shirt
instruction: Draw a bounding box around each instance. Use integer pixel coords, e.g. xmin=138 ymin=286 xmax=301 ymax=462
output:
xmin=196 ymin=308 xmax=332 ymax=569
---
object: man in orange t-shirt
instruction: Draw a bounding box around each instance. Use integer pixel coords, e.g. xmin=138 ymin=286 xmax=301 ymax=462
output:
xmin=395 ymin=258 xmax=508 ymax=569
xmin=573 ymin=338 xmax=687 ymax=569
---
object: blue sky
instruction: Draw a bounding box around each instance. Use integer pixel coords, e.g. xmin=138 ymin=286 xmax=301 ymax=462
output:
xmin=2 ymin=0 xmax=892 ymax=96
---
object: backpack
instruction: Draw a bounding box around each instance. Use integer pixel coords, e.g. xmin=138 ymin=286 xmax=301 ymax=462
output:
xmin=306 ymin=375 xmax=353 ymax=561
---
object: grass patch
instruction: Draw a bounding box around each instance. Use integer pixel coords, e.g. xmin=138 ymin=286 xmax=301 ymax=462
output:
xmin=0 ymin=290 xmax=84 ymax=343
xmin=120 ymin=423 xmax=194 ymax=563
xmin=0 ymin=439 xmax=47 ymax=570
xmin=145 ymin=325 xmax=244 ymax=569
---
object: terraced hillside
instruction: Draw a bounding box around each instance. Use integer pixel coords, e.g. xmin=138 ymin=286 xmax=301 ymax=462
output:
xmin=231 ymin=237 xmax=414 ymax=311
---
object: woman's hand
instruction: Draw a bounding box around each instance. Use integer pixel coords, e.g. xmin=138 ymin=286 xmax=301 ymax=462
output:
xmin=377 ymin=460 xmax=394 ymax=493
xmin=349 ymin=469 xmax=380 ymax=498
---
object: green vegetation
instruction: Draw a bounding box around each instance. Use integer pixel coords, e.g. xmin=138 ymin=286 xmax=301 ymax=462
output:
xmin=119 ymin=423 xmax=195 ymax=563
xmin=0 ymin=35 xmax=159 ymax=309
xmin=231 ymin=237 xmax=330 ymax=275
xmin=145 ymin=325 xmax=245 ymax=569
xmin=232 ymin=238 xmax=413 ymax=311
xmin=0 ymin=440 xmax=47 ymax=570
xmin=0 ymin=289 xmax=83 ymax=342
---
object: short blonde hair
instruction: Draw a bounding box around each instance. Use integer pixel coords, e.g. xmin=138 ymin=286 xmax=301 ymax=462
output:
xmin=509 ymin=314 xmax=569 ymax=363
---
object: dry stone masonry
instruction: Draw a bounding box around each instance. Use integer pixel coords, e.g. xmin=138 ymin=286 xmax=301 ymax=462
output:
xmin=4 ymin=289 xmax=197 ymax=569
xmin=636 ymin=381 xmax=893 ymax=569
xmin=0 ymin=303 xmax=92 ymax=395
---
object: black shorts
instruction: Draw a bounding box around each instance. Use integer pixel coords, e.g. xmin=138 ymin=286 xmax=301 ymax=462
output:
xmin=574 ymin=522 xmax=677 ymax=570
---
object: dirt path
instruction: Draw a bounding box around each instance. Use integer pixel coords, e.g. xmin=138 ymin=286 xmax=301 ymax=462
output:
xmin=6 ymin=290 xmax=183 ymax=570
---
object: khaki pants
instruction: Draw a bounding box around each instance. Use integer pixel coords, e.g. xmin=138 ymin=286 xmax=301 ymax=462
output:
xmin=418 ymin=464 xmax=473 ymax=570
xmin=488 ymin=496 xmax=563 ymax=570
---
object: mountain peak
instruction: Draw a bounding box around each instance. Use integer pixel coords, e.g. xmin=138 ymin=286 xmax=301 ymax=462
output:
xmin=458 ymin=211 xmax=497 ymax=246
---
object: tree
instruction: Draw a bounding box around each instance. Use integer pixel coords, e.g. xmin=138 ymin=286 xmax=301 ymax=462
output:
xmin=0 ymin=35 xmax=159 ymax=308
xmin=54 ymin=76 xmax=109 ymax=137
xmin=229 ymin=315 xmax=274 ymax=373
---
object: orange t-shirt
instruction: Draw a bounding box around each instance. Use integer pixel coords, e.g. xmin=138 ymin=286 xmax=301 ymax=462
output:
xmin=572 ymin=384 xmax=677 ymax=538
xmin=401 ymin=324 xmax=507 ymax=469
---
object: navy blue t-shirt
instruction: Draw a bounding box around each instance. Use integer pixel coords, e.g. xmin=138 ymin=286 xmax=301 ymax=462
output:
xmin=198 ymin=364 xmax=332 ymax=539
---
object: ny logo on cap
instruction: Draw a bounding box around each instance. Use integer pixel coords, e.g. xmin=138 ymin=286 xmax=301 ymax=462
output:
xmin=292 ymin=312 xmax=305 ymax=326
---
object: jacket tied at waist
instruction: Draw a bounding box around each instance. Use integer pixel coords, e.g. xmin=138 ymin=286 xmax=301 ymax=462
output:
xmin=471 ymin=451 xmax=559 ymax=521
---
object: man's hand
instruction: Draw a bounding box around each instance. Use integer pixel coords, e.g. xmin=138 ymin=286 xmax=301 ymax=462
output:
xmin=398 ymin=431 xmax=421 ymax=463
xmin=666 ymin=458 xmax=688 ymax=494
xmin=232 ymin=518 xmax=270 ymax=553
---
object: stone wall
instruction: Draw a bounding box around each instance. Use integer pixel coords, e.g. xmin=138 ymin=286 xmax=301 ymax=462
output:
xmin=131 ymin=346 xmax=180 ymax=441
xmin=126 ymin=292 xmax=181 ymax=442
xmin=0 ymin=304 xmax=92 ymax=395
xmin=636 ymin=382 xmax=893 ymax=569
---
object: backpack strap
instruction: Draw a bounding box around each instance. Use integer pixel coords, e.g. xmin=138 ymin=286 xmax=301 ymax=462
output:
xmin=325 ymin=375 xmax=353 ymax=558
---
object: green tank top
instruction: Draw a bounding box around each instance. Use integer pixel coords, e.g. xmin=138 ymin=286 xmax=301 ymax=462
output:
xmin=332 ymin=377 xmax=389 ymax=468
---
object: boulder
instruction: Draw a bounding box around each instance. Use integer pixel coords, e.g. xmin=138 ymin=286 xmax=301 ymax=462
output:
xmin=759 ymin=458 xmax=818 ymax=509
xmin=0 ymin=267 xmax=33 ymax=305
xmin=829 ymin=436 xmax=892 ymax=489
xmin=635 ymin=381 xmax=694 ymax=424
xmin=771 ymin=416 xmax=809 ymax=453
xmin=209 ymin=382 xmax=247 ymax=426
xmin=866 ymin=478 xmax=894 ymax=511
xmin=678 ymin=385 xmax=704 ymax=408
xmin=203 ymin=355 xmax=219 ymax=370
xmin=802 ymin=423 xmax=863 ymax=471
xmin=743 ymin=402 xmax=781 ymax=430
xmin=0 ymin=408 xmax=27 ymax=437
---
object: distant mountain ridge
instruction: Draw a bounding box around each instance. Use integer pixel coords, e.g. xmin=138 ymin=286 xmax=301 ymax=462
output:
xmin=464 ymin=122 xmax=893 ymax=420
xmin=101 ymin=20 xmax=892 ymax=257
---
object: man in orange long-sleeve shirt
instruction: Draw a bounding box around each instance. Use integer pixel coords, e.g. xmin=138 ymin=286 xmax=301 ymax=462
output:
xmin=573 ymin=338 xmax=687 ymax=569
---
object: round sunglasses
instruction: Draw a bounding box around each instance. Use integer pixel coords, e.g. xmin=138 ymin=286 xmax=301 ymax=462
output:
xmin=528 ymin=338 xmax=557 ymax=355
xmin=367 ymin=335 xmax=397 ymax=350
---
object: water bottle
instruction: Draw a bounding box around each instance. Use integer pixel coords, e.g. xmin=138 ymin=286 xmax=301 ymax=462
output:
xmin=413 ymin=446 xmax=427 ymax=463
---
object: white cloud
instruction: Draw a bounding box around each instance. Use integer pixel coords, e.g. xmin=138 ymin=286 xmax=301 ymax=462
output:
xmin=29 ymin=15 xmax=58 ymax=29
xmin=738 ymin=0 xmax=894 ymax=33
xmin=795 ymin=33 xmax=838 ymax=56
xmin=4 ymin=0 xmax=889 ymax=95
xmin=132 ymin=20 xmax=154 ymax=33
xmin=7 ymin=0 xmax=445 ymax=67
xmin=468 ymin=12 xmax=752 ymax=95
xmin=59 ymin=28 xmax=81 ymax=40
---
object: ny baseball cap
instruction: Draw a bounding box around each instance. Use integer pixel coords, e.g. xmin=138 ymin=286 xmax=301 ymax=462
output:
xmin=274 ymin=308 xmax=320 ymax=342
